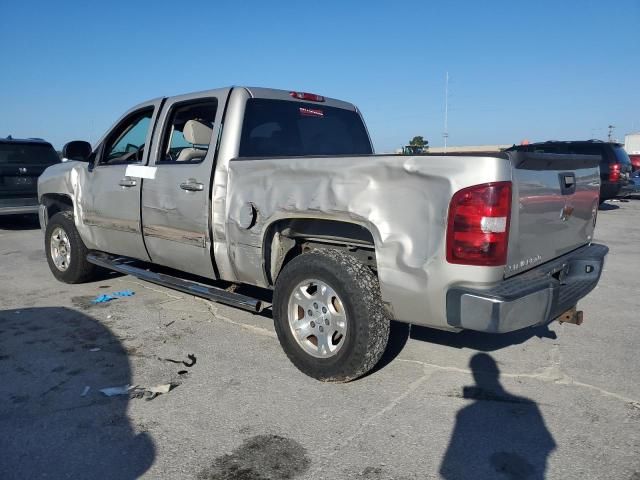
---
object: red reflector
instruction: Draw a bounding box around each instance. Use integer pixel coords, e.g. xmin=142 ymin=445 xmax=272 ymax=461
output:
xmin=289 ymin=91 xmax=325 ymax=102
xmin=446 ymin=182 xmax=512 ymax=266
xmin=609 ymin=163 xmax=621 ymax=182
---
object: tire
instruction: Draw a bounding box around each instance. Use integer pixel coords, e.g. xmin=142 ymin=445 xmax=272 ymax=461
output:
xmin=273 ymin=249 xmax=390 ymax=382
xmin=45 ymin=211 xmax=97 ymax=284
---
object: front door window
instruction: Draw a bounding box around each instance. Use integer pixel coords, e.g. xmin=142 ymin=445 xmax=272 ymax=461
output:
xmin=101 ymin=109 xmax=153 ymax=165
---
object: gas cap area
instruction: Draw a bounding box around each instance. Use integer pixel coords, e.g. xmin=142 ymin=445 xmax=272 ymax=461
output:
xmin=238 ymin=202 xmax=258 ymax=229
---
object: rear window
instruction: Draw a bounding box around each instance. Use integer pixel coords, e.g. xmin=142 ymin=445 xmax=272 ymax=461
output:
xmin=566 ymin=145 xmax=606 ymax=165
xmin=239 ymin=99 xmax=372 ymax=157
xmin=613 ymin=146 xmax=632 ymax=165
xmin=0 ymin=143 xmax=60 ymax=165
xmin=513 ymin=143 xmax=605 ymax=164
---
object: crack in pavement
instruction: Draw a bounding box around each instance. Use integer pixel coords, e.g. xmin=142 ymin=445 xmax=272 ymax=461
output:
xmin=114 ymin=279 xmax=183 ymax=300
xmin=308 ymin=364 xmax=434 ymax=477
xmin=113 ymin=278 xmax=639 ymax=408
xmin=397 ymin=359 xmax=640 ymax=405
xmin=200 ymin=299 xmax=276 ymax=338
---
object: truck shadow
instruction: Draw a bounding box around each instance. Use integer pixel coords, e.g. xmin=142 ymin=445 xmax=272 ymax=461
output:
xmin=598 ymin=202 xmax=620 ymax=211
xmin=410 ymin=323 xmax=557 ymax=352
xmin=0 ymin=307 xmax=155 ymax=479
xmin=146 ymin=278 xmax=554 ymax=374
xmin=372 ymin=323 xmax=556 ymax=375
xmin=0 ymin=214 xmax=41 ymax=230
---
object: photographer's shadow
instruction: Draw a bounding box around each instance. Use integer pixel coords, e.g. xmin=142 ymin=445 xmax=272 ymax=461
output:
xmin=440 ymin=353 xmax=556 ymax=480
xmin=0 ymin=307 xmax=154 ymax=479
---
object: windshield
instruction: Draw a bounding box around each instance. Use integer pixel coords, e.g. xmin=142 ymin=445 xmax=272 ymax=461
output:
xmin=239 ymin=99 xmax=372 ymax=157
xmin=0 ymin=143 xmax=60 ymax=165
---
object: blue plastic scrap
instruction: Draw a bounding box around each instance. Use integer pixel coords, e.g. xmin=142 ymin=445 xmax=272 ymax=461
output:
xmin=91 ymin=290 xmax=135 ymax=304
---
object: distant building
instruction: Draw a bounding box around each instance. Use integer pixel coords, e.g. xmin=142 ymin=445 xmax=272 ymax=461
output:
xmin=428 ymin=144 xmax=511 ymax=153
xmin=625 ymin=133 xmax=640 ymax=171
xmin=625 ymin=132 xmax=640 ymax=155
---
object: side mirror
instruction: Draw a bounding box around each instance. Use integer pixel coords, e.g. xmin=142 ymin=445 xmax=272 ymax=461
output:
xmin=62 ymin=140 xmax=92 ymax=162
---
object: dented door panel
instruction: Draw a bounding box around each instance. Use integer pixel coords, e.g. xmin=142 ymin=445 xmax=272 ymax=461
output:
xmin=141 ymin=88 xmax=230 ymax=279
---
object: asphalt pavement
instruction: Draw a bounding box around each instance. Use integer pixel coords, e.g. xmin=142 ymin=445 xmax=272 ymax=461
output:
xmin=0 ymin=200 xmax=639 ymax=480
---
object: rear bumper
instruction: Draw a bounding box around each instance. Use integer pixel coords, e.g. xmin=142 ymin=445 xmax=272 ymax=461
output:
xmin=600 ymin=181 xmax=622 ymax=201
xmin=446 ymin=243 xmax=608 ymax=333
xmin=618 ymin=179 xmax=640 ymax=197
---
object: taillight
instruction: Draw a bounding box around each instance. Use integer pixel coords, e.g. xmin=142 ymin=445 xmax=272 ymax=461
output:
xmin=609 ymin=163 xmax=621 ymax=182
xmin=289 ymin=91 xmax=325 ymax=102
xmin=446 ymin=182 xmax=512 ymax=266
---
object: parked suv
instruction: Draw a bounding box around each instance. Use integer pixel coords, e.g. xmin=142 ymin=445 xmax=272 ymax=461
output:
xmin=1 ymin=136 xmax=60 ymax=215
xmin=509 ymin=140 xmax=633 ymax=202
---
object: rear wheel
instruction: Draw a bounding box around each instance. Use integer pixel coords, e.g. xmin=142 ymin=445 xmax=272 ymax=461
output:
xmin=273 ymin=249 xmax=390 ymax=382
xmin=45 ymin=211 xmax=97 ymax=283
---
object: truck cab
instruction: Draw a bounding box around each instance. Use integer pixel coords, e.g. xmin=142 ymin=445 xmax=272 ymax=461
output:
xmin=40 ymin=87 xmax=373 ymax=277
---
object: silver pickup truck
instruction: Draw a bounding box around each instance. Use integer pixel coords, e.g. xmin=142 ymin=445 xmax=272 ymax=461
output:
xmin=39 ymin=86 xmax=608 ymax=381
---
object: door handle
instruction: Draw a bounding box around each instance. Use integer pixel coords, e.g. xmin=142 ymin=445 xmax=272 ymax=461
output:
xmin=180 ymin=180 xmax=204 ymax=192
xmin=119 ymin=177 xmax=137 ymax=187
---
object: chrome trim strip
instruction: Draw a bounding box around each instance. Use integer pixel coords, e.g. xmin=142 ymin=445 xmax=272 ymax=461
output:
xmin=0 ymin=205 xmax=39 ymax=215
xmin=143 ymin=224 xmax=206 ymax=248
xmin=82 ymin=214 xmax=140 ymax=234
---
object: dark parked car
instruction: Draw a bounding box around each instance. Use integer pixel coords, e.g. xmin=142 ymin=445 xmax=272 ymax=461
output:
xmin=509 ymin=140 xmax=633 ymax=202
xmin=1 ymin=136 xmax=61 ymax=215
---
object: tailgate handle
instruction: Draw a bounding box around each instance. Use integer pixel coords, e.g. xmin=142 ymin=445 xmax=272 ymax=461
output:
xmin=559 ymin=172 xmax=576 ymax=195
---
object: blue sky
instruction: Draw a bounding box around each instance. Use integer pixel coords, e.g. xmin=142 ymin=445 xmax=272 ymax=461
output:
xmin=1 ymin=0 xmax=638 ymax=152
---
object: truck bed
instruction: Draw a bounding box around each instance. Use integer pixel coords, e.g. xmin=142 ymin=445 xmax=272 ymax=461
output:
xmin=223 ymin=150 xmax=600 ymax=329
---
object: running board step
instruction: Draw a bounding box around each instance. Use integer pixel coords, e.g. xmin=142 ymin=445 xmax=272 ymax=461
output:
xmin=87 ymin=252 xmax=265 ymax=313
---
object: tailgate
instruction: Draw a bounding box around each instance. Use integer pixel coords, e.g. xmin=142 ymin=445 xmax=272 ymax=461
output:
xmin=505 ymin=152 xmax=600 ymax=278
xmin=0 ymin=142 xmax=60 ymax=200
xmin=0 ymin=163 xmax=47 ymax=199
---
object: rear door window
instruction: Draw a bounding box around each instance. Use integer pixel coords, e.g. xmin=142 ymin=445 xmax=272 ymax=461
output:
xmin=0 ymin=143 xmax=59 ymax=165
xmin=157 ymin=100 xmax=218 ymax=164
xmin=567 ymin=144 xmax=605 ymax=164
xmin=239 ymin=99 xmax=372 ymax=157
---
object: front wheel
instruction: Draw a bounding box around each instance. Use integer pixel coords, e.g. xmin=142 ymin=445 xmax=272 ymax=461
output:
xmin=273 ymin=249 xmax=390 ymax=382
xmin=45 ymin=211 xmax=97 ymax=283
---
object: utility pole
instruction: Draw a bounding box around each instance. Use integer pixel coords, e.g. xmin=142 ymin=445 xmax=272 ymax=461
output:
xmin=607 ymin=125 xmax=615 ymax=142
xmin=443 ymin=71 xmax=449 ymax=153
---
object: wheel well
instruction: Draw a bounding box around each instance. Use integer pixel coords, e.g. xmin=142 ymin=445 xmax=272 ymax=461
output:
xmin=41 ymin=194 xmax=73 ymax=219
xmin=263 ymin=218 xmax=377 ymax=285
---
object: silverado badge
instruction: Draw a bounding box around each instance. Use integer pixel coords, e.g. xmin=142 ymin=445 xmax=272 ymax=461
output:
xmin=505 ymin=254 xmax=543 ymax=274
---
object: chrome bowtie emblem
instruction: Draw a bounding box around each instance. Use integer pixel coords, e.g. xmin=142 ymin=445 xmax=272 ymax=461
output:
xmin=18 ymin=167 xmax=28 ymax=174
